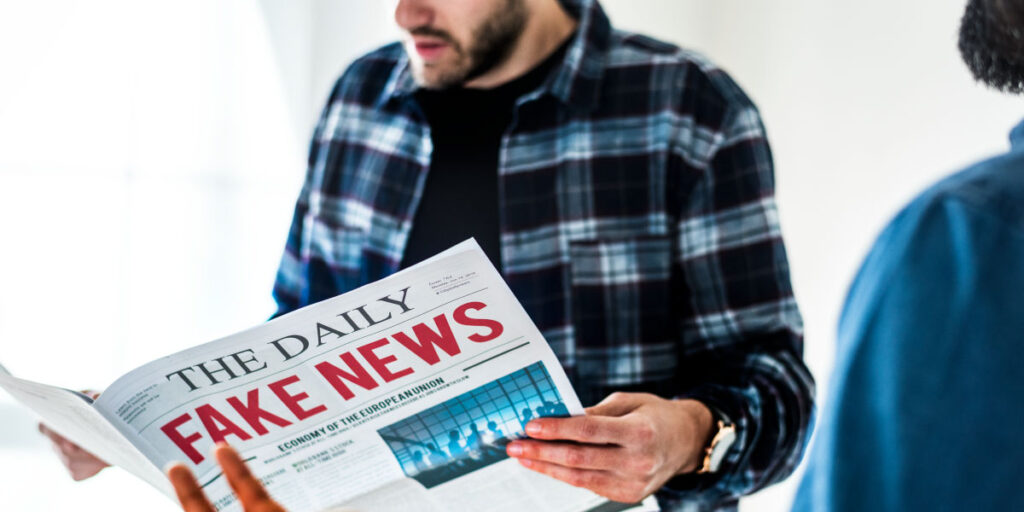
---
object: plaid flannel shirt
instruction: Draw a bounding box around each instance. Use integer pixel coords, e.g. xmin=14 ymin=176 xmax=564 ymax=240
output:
xmin=272 ymin=1 xmax=814 ymax=509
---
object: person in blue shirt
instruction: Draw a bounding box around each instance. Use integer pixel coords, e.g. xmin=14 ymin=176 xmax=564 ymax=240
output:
xmin=794 ymin=1 xmax=1024 ymax=510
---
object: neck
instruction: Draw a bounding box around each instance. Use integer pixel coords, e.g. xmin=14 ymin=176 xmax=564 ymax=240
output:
xmin=464 ymin=0 xmax=577 ymax=89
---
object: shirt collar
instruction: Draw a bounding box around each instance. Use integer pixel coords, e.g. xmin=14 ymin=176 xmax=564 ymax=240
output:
xmin=1010 ymin=118 xmax=1024 ymax=150
xmin=377 ymin=0 xmax=612 ymax=113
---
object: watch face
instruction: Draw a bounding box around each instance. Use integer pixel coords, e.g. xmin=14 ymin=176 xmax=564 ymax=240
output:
xmin=708 ymin=427 xmax=737 ymax=472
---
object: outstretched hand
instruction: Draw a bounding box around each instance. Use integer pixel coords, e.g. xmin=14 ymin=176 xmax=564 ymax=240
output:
xmin=167 ymin=444 xmax=286 ymax=512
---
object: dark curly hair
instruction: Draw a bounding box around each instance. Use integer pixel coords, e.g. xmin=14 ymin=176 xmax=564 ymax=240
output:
xmin=959 ymin=0 xmax=1024 ymax=93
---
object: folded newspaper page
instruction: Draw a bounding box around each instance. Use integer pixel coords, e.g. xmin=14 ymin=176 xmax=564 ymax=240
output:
xmin=0 ymin=240 xmax=655 ymax=512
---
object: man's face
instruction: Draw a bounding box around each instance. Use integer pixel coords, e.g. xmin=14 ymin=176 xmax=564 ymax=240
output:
xmin=394 ymin=0 xmax=529 ymax=89
xmin=959 ymin=0 xmax=1024 ymax=92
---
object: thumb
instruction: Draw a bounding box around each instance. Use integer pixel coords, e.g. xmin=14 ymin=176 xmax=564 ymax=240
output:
xmin=584 ymin=392 xmax=644 ymax=417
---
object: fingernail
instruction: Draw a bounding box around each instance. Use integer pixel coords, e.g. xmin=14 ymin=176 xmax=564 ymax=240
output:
xmin=519 ymin=458 xmax=533 ymax=468
xmin=526 ymin=422 xmax=541 ymax=436
xmin=507 ymin=443 xmax=522 ymax=457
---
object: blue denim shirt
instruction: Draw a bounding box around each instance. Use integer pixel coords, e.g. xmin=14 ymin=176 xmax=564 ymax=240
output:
xmin=794 ymin=120 xmax=1024 ymax=511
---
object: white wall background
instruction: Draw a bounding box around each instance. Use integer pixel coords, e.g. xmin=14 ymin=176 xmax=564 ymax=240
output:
xmin=0 ymin=1 xmax=1020 ymax=511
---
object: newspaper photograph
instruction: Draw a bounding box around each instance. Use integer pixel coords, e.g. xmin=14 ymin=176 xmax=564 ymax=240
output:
xmin=0 ymin=240 xmax=654 ymax=512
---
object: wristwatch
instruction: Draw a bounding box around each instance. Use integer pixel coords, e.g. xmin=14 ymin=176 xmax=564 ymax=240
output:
xmin=695 ymin=418 xmax=736 ymax=474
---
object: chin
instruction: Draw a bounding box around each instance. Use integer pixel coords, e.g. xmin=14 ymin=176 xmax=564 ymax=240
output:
xmin=413 ymin=64 xmax=470 ymax=90
xmin=411 ymin=69 xmax=444 ymax=89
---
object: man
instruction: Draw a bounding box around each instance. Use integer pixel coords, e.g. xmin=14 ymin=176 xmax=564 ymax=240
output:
xmin=426 ymin=443 xmax=448 ymax=467
xmin=793 ymin=1 xmax=1024 ymax=510
xmin=51 ymin=0 xmax=814 ymax=509
xmin=466 ymin=422 xmax=482 ymax=451
xmin=486 ymin=420 xmax=504 ymax=443
xmin=447 ymin=430 xmax=465 ymax=458
xmin=275 ymin=1 xmax=813 ymax=508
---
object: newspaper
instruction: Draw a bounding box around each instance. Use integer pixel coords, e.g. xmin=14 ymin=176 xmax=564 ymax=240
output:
xmin=0 ymin=240 xmax=656 ymax=512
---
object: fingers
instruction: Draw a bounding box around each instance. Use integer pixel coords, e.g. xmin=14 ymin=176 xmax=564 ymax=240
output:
xmin=507 ymin=440 xmax=622 ymax=470
xmin=525 ymin=415 xmax=629 ymax=444
xmin=39 ymin=423 xmax=84 ymax=454
xmin=168 ymin=446 xmax=284 ymax=512
xmin=64 ymin=452 xmax=109 ymax=481
xmin=214 ymin=444 xmax=282 ymax=511
xmin=167 ymin=463 xmax=216 ymax=512
xmin=516 ymin=458 xmax=615 ymax=491
xmin=38 ymin=423 xmax=109 ymax=480
xmin=583 ymin=392 xmax=647 ymax=417
xmin=515 ymin=458 xmax=644 ymax=504
xmin=38 ymin=422 xmax=60 ymax=442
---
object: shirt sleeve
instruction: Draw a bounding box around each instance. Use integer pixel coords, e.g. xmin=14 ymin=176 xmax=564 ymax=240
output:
xmin=793 ymin=192 xmax=1024 ymax=511
xmin=270 ymin=87 xmax=337 ymax=318
xmin=659 ymin=102 xmax=815 ymax=505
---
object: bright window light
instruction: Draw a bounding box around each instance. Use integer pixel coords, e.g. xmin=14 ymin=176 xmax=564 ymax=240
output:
xmin=0 ymin=1 xmax=306 ymax=509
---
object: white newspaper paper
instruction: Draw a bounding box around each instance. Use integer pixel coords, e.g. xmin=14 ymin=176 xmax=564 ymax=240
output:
xmin=1 ymin=240 xmax=656 ymax=512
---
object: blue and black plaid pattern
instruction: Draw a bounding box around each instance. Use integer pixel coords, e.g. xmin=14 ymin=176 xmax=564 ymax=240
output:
xmin=272 ymin=1 xmax=813 ymax=509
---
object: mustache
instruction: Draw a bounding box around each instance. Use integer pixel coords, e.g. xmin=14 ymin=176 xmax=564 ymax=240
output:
xmin=408 ymin=26 xmax=457 ymax=46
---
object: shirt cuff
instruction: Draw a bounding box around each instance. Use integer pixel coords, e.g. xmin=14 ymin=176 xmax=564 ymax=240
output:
xmin=659 ymin=385 xmax=749 ymax=501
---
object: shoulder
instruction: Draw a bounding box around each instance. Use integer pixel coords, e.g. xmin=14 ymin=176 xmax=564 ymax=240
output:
xmin=324 ymin=42 xmax=407 ymax=107
xmin=908 ymin=149 xmax=1024 ymax=232
xmin=864 ymin=151 xmax=1024 ymax=278
xmin=602 ymin=30 xmax=759 ymax=129
xmin=844 ymin=147 xmax=1024 ymax=327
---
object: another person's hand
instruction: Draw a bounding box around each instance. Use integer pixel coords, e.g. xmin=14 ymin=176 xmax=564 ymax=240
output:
xmin=506 ymin=392 xmax=714 ymax=503
xmin=167 ymin=443 xmax=286 ymax=512
xmin=39 ymin=390 xmax=110 ymax=481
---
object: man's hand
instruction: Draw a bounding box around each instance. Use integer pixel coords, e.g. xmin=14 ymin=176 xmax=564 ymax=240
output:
xmin=38 ymin=423 xmax=111 ymax=480
xmin=506 ymin=392 xmax=714 ymax=503
xmin=167 ymin=444 xmax=286 ymax=512
xmin=39 ymin=390 xmax=109 ymax=481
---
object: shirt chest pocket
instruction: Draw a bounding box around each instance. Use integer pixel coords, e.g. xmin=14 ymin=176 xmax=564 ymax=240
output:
xmin=568 ymin=236 xmax=679 ymax=383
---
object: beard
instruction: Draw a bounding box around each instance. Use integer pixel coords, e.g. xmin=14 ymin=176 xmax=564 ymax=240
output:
xmin=409 ymin=0 xmax=528 ymax=89
xmin=959 ymin=0 xmax=1024 ymax=93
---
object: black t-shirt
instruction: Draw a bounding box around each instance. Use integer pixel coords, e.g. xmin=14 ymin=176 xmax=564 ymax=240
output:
xmin=399 ymin=40 xmax=571 ymax=270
